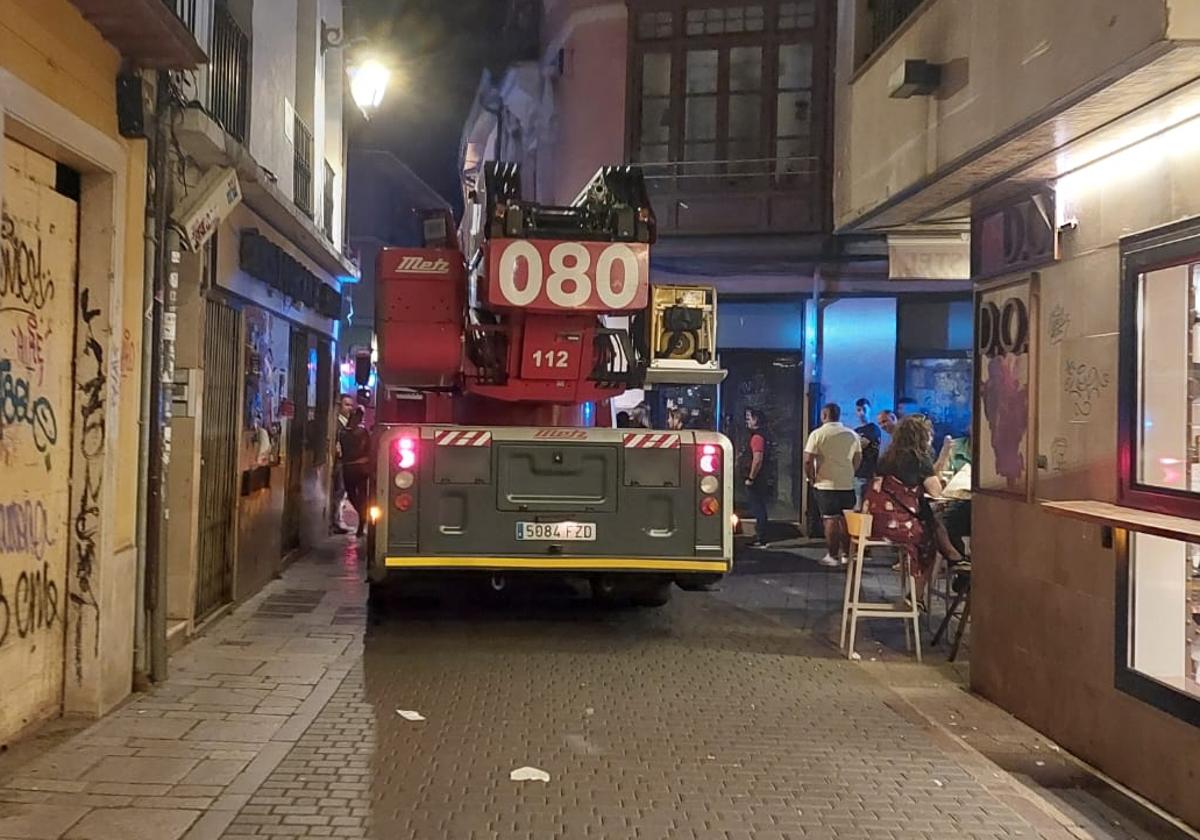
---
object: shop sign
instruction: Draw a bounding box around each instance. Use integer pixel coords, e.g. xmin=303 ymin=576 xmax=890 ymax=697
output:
xmin=971 ymin=190 xmax=1057 ymax=280
xmin=174 ymin=167 xmax=241 ymax=253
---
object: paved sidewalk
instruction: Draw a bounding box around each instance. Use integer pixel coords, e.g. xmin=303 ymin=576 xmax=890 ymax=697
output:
xmin=0 ymin=539 xmax=368 ymax=840
xmin=0 ymin=538 xmax=1190 ymax=840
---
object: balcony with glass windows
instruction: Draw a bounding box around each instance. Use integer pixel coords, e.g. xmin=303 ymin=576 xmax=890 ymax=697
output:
xmin=69 ymin=0 xmax=207 ymax=69
xmin=630 ymin=1 xmax=830 ymax=236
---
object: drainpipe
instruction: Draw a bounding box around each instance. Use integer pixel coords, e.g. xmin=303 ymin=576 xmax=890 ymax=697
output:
xmin=144 ymin=70 xmax=172 ymax=684
xmin=133 ymin=67 xmax=158 ymax=685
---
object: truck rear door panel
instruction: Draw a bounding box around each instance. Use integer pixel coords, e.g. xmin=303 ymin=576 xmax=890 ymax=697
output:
xmin=418 ymin=442 xmax=700 ymax=557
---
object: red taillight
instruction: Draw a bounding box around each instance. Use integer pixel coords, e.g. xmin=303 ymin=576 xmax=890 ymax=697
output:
xmin=699 ymin=443 xmax=720 ymax=475
xmin=393 ymin=493 xmax=413 ymax=512
xmin=700 ymin=497 xmax=720 ymax=516
xmin=395 ymin=436 xmax=417 ymax=470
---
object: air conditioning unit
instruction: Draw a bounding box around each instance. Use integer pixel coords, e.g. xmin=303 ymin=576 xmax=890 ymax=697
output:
xmin=645 ymin=285 xmax=726 ymax=385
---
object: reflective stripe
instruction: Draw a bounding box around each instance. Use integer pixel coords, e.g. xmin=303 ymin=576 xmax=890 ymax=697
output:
xmin=384 ymin=556 xmax=728 ymax=572
xmin=435 ymin=430 xmax=493 ymax=447
xmin=622 ymin=433 xmax=680 ymax=449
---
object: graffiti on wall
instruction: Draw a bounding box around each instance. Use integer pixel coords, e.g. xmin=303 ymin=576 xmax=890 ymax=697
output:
xmin=0 ymin=212 xmax=55 ymax=314
xmin=0 ymin=497 xmax=60 ymax=648
xmin=70 ymin=288 xmax=105 ymax=681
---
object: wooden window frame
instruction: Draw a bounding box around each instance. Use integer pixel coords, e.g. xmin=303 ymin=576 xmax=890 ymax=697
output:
xmin=626 ymin=0 xmax=830 ymax=173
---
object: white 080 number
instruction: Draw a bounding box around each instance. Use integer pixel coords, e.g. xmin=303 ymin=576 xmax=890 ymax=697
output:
xmin=497 ymin=242 xmax=641 ymax=309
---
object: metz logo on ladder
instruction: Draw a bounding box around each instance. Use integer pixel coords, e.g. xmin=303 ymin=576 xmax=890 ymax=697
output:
xmin=435 ymin=430 xmax=493 ymax=447
xmin=623 ymin=433 xmax=680 ymax=449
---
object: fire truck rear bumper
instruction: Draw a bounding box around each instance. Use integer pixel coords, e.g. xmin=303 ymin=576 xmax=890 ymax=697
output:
xmin=383 ymin=556 xmax=730 ymax=574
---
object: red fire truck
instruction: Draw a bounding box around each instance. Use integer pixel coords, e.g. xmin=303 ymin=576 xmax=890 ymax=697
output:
xmin=365 ymin=163 xmax=731 ymax=606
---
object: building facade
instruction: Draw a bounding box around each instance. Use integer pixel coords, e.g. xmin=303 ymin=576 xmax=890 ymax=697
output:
xmin=166 ymin=0 xmax=355 ymax=639
xmin=461 ymin=0 xmax=971 ymax=524
xmin=836 ymin=0 xmax=1200 ymax=827
xmin=0 ymin=0 xmax=204 ymax=743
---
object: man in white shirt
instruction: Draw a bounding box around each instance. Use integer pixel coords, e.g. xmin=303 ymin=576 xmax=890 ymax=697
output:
xmin=804 ymin=403 xmax=862 ymax=566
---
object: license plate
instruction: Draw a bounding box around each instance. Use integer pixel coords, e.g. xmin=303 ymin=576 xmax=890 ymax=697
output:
xmin=516 ymin=522 xmax=597 ymax=541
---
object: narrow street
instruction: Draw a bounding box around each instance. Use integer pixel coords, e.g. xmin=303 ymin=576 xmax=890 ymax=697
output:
xmin=0 ymin=540 xmax=1177 ymax=840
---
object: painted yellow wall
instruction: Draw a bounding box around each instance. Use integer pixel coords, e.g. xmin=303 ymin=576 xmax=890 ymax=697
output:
xmin=2 ymin=0 xmax=146 ymax=552
xmin=2 ymin=0 xmax=148 ymax=725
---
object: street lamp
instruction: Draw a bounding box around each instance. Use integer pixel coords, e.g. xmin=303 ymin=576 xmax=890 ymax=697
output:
xmin=348 ymin=58 xmax=391 ymax=116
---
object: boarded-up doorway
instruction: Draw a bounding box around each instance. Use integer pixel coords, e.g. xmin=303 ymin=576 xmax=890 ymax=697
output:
xmin=0 ymin=139 xmax=78 ymax=741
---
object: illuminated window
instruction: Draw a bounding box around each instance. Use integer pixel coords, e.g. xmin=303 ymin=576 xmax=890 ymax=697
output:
xmin=1134 ymin=261 xmax=1200 ymax=493
xmin=1121 ymin=533 xmax=1200 ymax=719
xmin=1117 ymin=223 xmax=1200 ymax=724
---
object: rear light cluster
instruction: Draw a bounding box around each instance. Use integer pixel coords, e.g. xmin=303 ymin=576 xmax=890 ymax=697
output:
xmin=392 ymin=436 xmax=418 ymax=512
xmin=698 ymin=444 xmax=721 ymax=516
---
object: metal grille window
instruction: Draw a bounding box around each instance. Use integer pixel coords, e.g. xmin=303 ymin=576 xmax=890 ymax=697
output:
xmin=323 ymin=160 xmax=336 ymax=241
xmin=686 ymin=5 xmax=765 ymax=35
xmin=293 ymin=114 xmax=314 ymax=219
xmin=778 ymin=0 xmax=815 ymax=29
xmin=167 ymin=0 xmax=198 ymax=33
xmin=637 ymin=10 xmax=674 ymax=39
xmin=208 ymin=2 xmax=250 ymax=144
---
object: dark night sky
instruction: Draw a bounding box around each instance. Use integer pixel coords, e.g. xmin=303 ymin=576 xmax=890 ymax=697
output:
xmin=349 ymin=0 xmax=509 ymax=215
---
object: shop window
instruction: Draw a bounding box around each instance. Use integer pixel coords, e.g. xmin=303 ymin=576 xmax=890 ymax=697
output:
xmin=1117 ymin=222 xmax=1200 ymax=724
xmin=1121 ymin=224 xmax=1200 ymax=516
xmin=1119 ymin=533 xmax=1200 ymax=723
xmin=1134 ymin=262 xmax=1200 ymax=493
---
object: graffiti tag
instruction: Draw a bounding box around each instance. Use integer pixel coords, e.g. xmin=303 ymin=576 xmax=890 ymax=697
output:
xmin=1064 ymin=360 xmax=1111 ymax=419
xmin=0 ymin=499 xmax=54 ymax=560
xmin=0 ymin=358 xmax=59 ymax=466
xmin=0 ymin=213 xmax=55 ymax=312
xmin=1048 ymin=304 xmax=1070 ymax=346
xmin=71 ymin=288 xmax=106 ymax=682
xmin=0 ymin=562 xmax=60 ymax=649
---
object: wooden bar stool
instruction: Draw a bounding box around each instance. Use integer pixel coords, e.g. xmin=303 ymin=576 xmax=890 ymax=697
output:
xmin=841 ymin=510 xmax=923 ymax=663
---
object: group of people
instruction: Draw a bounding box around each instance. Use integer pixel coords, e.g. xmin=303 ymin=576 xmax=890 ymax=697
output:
xmin=330 ymin=394 xmax=373 ymax=538
xmin=616 ymin=404 xmax=693 ymax=431
xmin=746 ymin=397 xmax=971 ymax=611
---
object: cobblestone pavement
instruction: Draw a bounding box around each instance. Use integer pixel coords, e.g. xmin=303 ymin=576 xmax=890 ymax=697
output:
xmin=0 ymin=538 xmax=1175 ymax=840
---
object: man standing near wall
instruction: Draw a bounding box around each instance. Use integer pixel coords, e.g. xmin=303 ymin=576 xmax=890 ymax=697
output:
xmin=805 ymin=403 xmax=862 ymax=566
xmin=330 ymin=394 xmax=354 ymax=534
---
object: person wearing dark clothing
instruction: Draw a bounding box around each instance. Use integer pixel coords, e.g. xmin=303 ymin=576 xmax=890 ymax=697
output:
xmin=339 ymin=407 xmax=373 ymax=537
xmin=616 ymin=411 xmax=633 ymax=428
xmin=742 ymin=408 xmax=772 ymax=547
xmin=853 ymin=398 xmax=881 ymax=510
